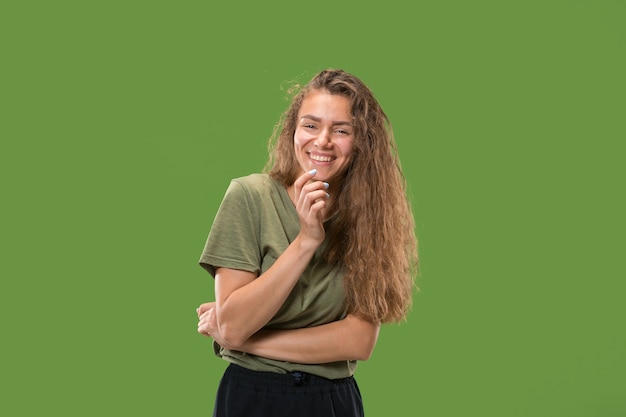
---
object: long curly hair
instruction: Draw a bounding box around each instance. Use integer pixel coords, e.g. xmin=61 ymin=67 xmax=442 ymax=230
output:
xmin=265 ymin=69 xmax=418 ymax=323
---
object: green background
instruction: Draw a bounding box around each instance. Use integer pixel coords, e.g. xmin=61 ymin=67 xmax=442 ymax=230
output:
xmin=2 ymin=1 xmax=624 ymax=416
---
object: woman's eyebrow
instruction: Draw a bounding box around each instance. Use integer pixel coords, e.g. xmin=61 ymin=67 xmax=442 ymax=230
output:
xmin=300 ymin=115 xmax=352 ymax=126
xmin=300 ymin=115 xmax=321 ymax=122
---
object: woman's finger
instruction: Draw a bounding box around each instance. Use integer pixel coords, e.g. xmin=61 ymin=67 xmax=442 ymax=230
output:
xmin=293 ymin=169 xmax=318 ymax=201
xmin=197 ymin=301 xmax=216 ymax=318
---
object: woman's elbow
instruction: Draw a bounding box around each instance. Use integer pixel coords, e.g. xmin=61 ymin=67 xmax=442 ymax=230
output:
xmin=357 ymin=331 xmax=379 ymax=360
xmin=217 ymin=321 xmax=250 ymax=350
xmin=349 ymin=317 xmax=380 ymax=361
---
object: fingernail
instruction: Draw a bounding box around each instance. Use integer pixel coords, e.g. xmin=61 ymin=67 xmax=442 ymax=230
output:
xmin=308 ymin=169 xmax=317 ymax=175
xmin=325 ymin=192 xmax=330 ymax=199
xmin=323 ymin=182 xmax=329 ymax=189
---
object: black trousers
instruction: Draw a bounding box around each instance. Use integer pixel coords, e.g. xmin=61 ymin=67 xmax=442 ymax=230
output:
xmin=213 ymin=363 xmax=365 ymax=417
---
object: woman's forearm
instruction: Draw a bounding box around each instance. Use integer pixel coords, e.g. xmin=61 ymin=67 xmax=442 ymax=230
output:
xmin=216 ymin=234 xmax=319 ymax=347
xmin=235 ymin=314 xmax=380 ymax=364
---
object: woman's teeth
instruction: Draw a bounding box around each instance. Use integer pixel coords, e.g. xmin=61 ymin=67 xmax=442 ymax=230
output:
xmin=310 ymin=154 xmax=333 ymax=162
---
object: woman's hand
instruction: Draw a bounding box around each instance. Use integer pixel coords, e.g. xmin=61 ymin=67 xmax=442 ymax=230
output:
xmin=292 ymin=169 xmax=330 ymax=246
xmin=197 ymin=301 xmax=216 ymax=337
xmin=197 ymin=301 xmax=234 ymax=350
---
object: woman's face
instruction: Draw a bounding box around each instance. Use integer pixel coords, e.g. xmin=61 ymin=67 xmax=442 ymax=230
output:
xmin=293 ymin=91 xmax=354 ymax=183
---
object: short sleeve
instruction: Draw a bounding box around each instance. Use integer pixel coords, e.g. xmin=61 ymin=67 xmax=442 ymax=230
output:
xmin=198 ymin=179 xmax=261 ymax=277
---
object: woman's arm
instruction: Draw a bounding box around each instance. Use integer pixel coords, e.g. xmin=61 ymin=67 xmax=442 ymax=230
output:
xmin=198 ymin=305 xmax=380 ymax=363
xmin=213 ymin=238 xmax=316 ymax=348
xmin=212 ymin=171 xmax=330 ymax=347
xmin=241 ymin=314 xmax=381 ymax=363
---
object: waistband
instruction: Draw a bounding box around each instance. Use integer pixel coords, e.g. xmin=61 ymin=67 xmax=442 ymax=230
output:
xmin=224 ymin=363 xmax=355 ymax=387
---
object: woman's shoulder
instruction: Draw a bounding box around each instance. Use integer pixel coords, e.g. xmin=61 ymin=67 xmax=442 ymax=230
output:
xmin=231 ymin=172 xmax=272 ymax=189
xmin=229 ymin=173 xmax=283 ymax=198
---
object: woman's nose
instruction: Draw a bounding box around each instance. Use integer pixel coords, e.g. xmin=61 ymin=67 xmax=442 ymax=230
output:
xmin=315 ymin=129 xmax=331 ymax=148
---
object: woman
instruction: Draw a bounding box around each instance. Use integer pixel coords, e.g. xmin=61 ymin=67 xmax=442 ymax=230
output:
xmin=197 ymin=69 xmax=418 ymax=417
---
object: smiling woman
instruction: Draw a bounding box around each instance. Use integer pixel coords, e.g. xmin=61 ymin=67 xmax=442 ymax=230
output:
xmin=196 ymin=69 xmax=418 ymax=417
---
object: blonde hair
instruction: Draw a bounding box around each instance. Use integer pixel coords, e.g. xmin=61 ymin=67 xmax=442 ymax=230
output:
xmin=265 ymin=69 xmax=418 ymax=323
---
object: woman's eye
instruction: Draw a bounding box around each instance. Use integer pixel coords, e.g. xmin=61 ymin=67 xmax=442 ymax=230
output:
xmin=304 ymin=124 xmax=316 ymax=129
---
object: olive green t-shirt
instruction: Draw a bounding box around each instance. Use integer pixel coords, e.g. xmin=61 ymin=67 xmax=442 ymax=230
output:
xmin=199 ymin=173 xmax=357 ymax=379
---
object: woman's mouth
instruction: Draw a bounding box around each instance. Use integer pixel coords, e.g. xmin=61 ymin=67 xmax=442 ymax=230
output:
xmin=309 ymin=153 xmax=335 ymax=163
